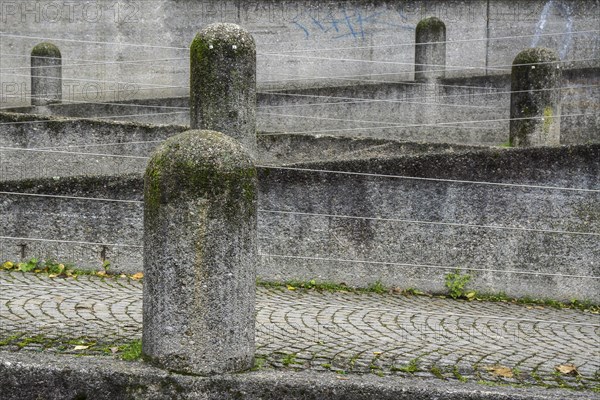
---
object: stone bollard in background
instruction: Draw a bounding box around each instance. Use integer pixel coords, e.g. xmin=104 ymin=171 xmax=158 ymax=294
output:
xmin=509 ymin=47 xmax=562 ymax=147
xmin=414 ymin=17 xmax=446 ymax=82
xmin=31 ymin=42 xmax=62 ymax=106
xmin=190 ymin=23 xmax=257 ymax=158
xmin=142 ymin=129 xmax=257 ymax=375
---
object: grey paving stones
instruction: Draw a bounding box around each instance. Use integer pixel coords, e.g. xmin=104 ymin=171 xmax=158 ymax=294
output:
xmin=0 ymin=270 xmax=598 ymax=390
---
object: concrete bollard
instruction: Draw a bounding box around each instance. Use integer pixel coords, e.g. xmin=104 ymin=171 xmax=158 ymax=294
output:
xmin=142 ymin=129 xmax=257 ymax=375
xmin=31 ymin=42 xmax=62 ymax=106
xmin=190 ymin=23 xmax=257 ymax=157
xmin=509 ymin=47 xmax=562 ymax=147
xmin=415 ymin=17 xmax=446 ymax=82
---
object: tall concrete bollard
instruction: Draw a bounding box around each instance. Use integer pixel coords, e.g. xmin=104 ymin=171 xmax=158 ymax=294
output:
xmin=509 ymin=48 xmax=562 ymax=147
xmin=31 ymin=42 xmax=62 ymax=106
xmin=415 ymin=17 xmax=446 ymax=82
xmin=190 ymin=23 xmax=257 ymax=157
xmin=142 ymin=129 xmax=257 ymax=375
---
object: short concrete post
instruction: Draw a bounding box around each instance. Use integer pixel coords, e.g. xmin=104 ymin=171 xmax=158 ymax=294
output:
xmin=190 ymin=23 xmax=257 ymax=157
xmin=31 ymin=42 xmax=62 ymax=106
xmin=509 ymin=47 xmax=562 ymax=146
xmin=142 ymin=129 xmax=257 ymax=375
xmin=415 ymin=17 xmax=446 ymax=82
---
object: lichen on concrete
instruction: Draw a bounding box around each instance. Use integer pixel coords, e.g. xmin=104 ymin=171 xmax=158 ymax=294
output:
xmin=31 ymin=42 xmax=61 ymax=58
xmin=143 ymin=129 xmax=257 ymax=375
xmin=509 ymin=47 xmax=562 ymax=147
xmin=190 ymin=23 xmax=257 ymax=157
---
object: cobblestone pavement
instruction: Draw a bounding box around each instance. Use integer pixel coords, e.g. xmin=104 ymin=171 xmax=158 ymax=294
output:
xmin=1 ymin=271 xmax=598 ymax=390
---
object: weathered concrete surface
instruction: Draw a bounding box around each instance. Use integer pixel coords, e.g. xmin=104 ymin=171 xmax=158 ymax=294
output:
xmin=143 ymin=130 xmax=257 ymax=374
xmin=0 ymin=145 xmax=598 ymax=302
xmin=5 ymin=66 xmax=596 ymax=146
xmin=510 ymin=48 xmax=562 ymax=147
xmin=30 ymin=42 xmax=62 ymax=106
xmin=2 ymin=351 xmax=596 ymax=400
xmin=190 ymin=24 xmax=257 ymax=156
xmin=0 ymin=270 xmax=598 ymax=397
xmin=1 ymin=1 xmax=598 ymax=107
xmin=415 ymin=17 xmax=446 ymax=82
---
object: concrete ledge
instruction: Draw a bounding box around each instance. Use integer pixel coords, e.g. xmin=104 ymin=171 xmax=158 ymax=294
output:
xmin=0 ymin=351 xmax=594 ymax=400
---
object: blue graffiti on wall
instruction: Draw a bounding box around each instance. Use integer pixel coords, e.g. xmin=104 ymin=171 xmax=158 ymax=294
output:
xmin=291 ymin=7 xmax=414 ymax=40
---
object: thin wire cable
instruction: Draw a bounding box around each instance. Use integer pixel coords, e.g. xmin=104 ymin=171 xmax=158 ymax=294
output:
xmin=3 ymin=71 xmax=187 ymax=89
xmin=0 ymin=32 xmax=188 ymax=50
xmin=256 ymin=165 xmax=600 ymax=193
xmin=0 ymin=191 xmax=143 ymax=204
xmin=258 ymin=209 xmax=600 ymax=237
xmin=260 ymin=253 xmax=600 ymax=280
xmin=33 ymin=140 xmax=165 ymax=151
xmin=258 ymin=53 xmax=598 ymax=72
xmin=258 ymin=112 xmax=596 ymax=135
xmin=257 ymin=112 xmax=501 ymax=130
xmin=0 ymin=57 xmax=187 ymax=71
xmin=0 ymin=146 xmax=149 ymax=159
xmin=258 ymin=84 xmax=599 ymax=108
xmin=1 ymin=150 xmax=596 ymax=192
xmin=0 ymin=110 xmax=187 ymax=126
xmin=259 ymin=29 xmax=600 ymax=53
xmin=0 ymin=236 xmax=142 ymax=248
xmin=4 ymin=29 xmax=597 ymax=53
xmin=0 ymin=97 xmax=189 ymax=112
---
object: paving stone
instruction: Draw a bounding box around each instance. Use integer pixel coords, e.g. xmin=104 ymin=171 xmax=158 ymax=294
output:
xmin=0 ymin=270 xmax=598 ymax=388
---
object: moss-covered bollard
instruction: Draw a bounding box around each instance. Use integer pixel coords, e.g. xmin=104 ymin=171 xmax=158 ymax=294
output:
xmin=31 ymin=42 xmax=62 ymax=106
xmin=509 ymin=48 xmax=562 ymax=147
xmin=142 ymin=129 xmax=257 ymax=375
xmin=190 ymin=23 xmax=257 ymax=157
xmin=415 ymin=17 xmax=446 ymax=82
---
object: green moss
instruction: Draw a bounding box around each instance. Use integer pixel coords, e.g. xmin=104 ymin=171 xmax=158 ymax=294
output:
xmin=543 ymin=106 xmax=554 ymax=135
xmin=144 ymin=130 xmax=256 ymax=224
xmin=416 ymin=17 xmax=445 ymax=34
xmin=31 ymin=42 xmax=61 ymax=58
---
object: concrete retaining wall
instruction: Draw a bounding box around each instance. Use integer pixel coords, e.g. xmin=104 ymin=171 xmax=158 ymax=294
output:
xmin=1 ymin=0 xmax=598 ymax=107
xmin=5 ymin=67 xmax=598 ymax=146
xmin=1 ymin=145 xmax=598 ymax=302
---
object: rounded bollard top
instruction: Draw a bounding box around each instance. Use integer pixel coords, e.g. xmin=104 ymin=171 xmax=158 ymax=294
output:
xmin=145 ymin=129 xmax=256 ymax=217
xmin=31 ymin=42 xmax=61 ymax=58
xmin=416 ymin=17 xmax=446 ymax=34
xmin=191 ymin=23 xmax=255 ymax=58
xmin=513 ymin=47 xmax=560 ymax=66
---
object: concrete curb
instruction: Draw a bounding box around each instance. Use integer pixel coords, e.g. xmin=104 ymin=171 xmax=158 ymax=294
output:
xmin=0 ymin=351 xmax=597 ymax=400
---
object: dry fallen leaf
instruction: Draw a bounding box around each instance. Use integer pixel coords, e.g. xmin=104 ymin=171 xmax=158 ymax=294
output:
xmin=110 ymin=347 xmax=119 ymax=354
xmin=555 ymin=364 xmax=579 ymax=376
xmin=485 ymin=365 xmax=513 ymax=378
xmin=73 ymin=345 xmax=89 ymax=350
xmin=131 ymin=272 xmax=144 ymax=280
xmin=286 ymin=285 xmax=296 ymax=291
xmin=96 ymin=270 xmax=107 ymax=277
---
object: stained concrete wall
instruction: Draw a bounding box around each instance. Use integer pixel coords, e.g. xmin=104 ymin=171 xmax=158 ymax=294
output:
xmin=1 ymin=0 xmax=598 ymax=107
xmin=5 ymin=66 xmax=598 ymax=146
xmin=1 ymin=145 xmax=598 ymax=302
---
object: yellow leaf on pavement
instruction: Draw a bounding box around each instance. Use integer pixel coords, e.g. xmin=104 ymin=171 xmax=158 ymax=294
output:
xmin=131 ymin=272 xmax=144 ymax=280
xmin=485 ymin=365 xmax=513 ymax=378
xmin=555 ymin=364 xmax=579 ymax=375
xmin=73 ymin=345 xmax=89 ymax=350
xmin=286 ymin=285 xmax=296 ymax=291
